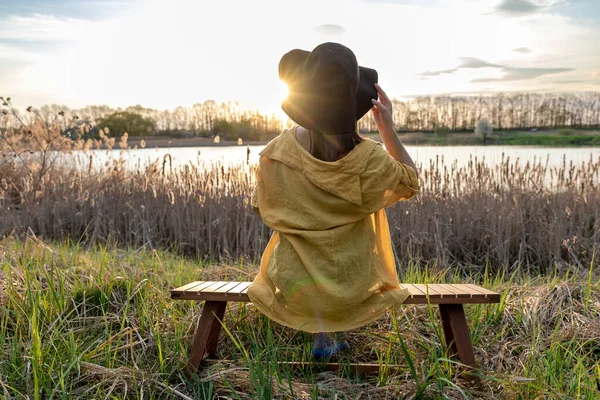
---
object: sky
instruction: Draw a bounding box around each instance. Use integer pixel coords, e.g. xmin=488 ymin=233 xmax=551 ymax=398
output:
xmin=1 ymin=0 xmax=599 ymax=115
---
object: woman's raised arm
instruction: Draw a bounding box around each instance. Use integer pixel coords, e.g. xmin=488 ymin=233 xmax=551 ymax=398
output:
xmin=370 ymin=83 xmax=417 ymax=175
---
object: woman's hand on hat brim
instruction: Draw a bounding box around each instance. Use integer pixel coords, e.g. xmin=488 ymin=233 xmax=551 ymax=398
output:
xmin=371 ymin=83 xmax=394 ymax=132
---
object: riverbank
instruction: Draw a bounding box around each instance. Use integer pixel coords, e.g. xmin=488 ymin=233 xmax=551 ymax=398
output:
xmin=127 ymin=136 xmax=267 ymax=148
xmin=126 ymin=129 xmax=600 ymax=148
xmin=359 ymin=129 xmax=600 ymax=146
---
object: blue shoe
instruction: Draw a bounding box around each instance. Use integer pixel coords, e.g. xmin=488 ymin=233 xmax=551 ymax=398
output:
xmin=311 ymin=340 xmax=350 ymax=359
xmin=311 ymin=333 xmax=350 ymax=360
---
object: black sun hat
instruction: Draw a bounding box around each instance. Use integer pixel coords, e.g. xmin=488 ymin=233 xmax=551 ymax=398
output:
xmin=278 ymin=42 xmax=378 ymax=135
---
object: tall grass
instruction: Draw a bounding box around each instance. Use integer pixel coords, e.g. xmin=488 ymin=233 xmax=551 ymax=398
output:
xmin=1 ymin=110 xmax=598 ymax=272
xmin=0 ymin=238 xmax=598 ymax=399
xmin=0 ymin=145 xmax=598 ymax=273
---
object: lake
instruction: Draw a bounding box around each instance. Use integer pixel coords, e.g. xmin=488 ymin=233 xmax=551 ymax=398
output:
xmin=77 ymin=145 xmax=600 ymax=171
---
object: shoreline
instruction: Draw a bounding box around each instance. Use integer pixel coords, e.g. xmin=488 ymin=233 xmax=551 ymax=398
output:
xmin=126 ymin=137 xmax=268 ymax=148
xmin=122 ymin=132 xmax=600 ymax=149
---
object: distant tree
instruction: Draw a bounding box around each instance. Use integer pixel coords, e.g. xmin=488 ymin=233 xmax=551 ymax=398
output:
xmin=211 ymin=119 xmax=254 ymax=141
xmin=11 ymin=91 xmax=600 ymax=138
xmin=97 ymin=111 xmax=156 ymax=136
xmin=475 ymin=118 xmax=493 ymax=145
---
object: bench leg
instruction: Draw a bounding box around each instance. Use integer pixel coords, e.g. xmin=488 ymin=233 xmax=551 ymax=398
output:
xmin=186 ymin=301 xmax=227 ymax=374
xmin=439 ymin=304 xmax=459 ymax=356
xmin=438 ymin=304 xmax=478 ymax=382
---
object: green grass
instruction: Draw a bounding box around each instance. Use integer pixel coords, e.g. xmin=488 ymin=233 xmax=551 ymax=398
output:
xmin=0 ymin=237 xmax=598 ymax=399
xmin=362 ymin=131 xmax=600 ymax=146
xmin=496 ymin=134 xmax=600 ymax=146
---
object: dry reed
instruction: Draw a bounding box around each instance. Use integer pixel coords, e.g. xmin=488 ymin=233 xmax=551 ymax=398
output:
xmin=0 ymin=116 xmax=598 ymax=273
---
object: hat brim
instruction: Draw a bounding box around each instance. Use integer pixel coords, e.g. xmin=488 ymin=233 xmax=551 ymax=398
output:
xmin=279 ymin=49 xmax=378 ymax=132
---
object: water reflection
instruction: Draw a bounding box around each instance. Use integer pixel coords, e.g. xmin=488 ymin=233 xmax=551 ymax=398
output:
xmin=78 ymin=145 xmax=600 ymax=171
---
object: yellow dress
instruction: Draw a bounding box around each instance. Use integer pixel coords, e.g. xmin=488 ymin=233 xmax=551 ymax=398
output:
xmin=248 ymin=128 xmax=419 ymax=332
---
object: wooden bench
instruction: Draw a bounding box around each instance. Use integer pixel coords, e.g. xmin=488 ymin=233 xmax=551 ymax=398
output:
xmin=171 ymin=281 xmax=500 ymax=375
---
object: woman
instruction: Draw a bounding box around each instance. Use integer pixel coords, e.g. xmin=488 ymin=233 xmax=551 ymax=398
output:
xmin=248 ymin=42 xmax=419 ymax=357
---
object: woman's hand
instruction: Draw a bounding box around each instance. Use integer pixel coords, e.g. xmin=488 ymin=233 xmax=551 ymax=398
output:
xmin=370 ymin=83 xmax=417 ymax=174
xmin=371 ymin=83 xmax=394 ymax=132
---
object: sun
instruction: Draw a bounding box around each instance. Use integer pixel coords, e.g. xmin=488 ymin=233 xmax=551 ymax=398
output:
xmin=273 ymin=81 xmax=289 ymax=122
xmin=279 ymin=81 xmax=289 ymax=102
xmin=251 ymin=80 xmax=289 ymax=122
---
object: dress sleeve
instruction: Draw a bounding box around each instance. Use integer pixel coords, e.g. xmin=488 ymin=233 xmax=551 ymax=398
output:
xmin=388 ymin=159 xmax=419 ymax=200
xmin=361 ymin=145 xmax=420 ymax=211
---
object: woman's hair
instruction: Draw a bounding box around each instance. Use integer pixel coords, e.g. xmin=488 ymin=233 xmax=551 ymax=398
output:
xmin=310 ymin=128 xmax=363 ymax=162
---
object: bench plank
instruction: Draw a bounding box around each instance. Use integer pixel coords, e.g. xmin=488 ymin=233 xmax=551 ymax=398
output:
xmin=223 ymin=282 xmax=245 ymax=293
xmin=214 ymin=282 xmax=243 ymax=294
xmin=202 ymin=282 xmax=231 ymax=293
xmin=175 ymin=281 xmax=205 ymax=292
xmin=171 ymin=282 xmax=500 ymax=304
xmin=231 ymin=282 xmax=252 ymax=294
xmin=449 ymin=283 xmax=483 ymax=298
xmin=463 ymin=284 xmax=499 ymax=298
xmin=188 ymin=281 xmax=217 ymax=293
xmin=427 ymin=284 xmax=459 ymax=298
xmin=440 ymin=284 xmax=471 ymax=299
xmin=412 ymin=284 xmax=442 ymax=298
xmin=399 ymin=283 xmax=423 ymax=298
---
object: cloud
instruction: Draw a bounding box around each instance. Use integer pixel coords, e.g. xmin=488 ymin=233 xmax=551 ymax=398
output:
xmin=313 ymin=24 xmax=346 ymax=36
xmin=492 ymin=0 xmax=562 ymax=16
xmin=471 ymin=67 xmax=573 ymax=82
xmin=459 ymin=58 xmax=502 ymax=69
xmin=553 ymin=79 xmax=588 ymax=85
xmin=495 ymin=0 xmax=541 ymax=15
xmin=419 ymin=57 xmax=500 ymax=77
xmin=419 ymin=56 xmax=573 ymax=83
xmin=419 ymin=68 xmax=459 ymax=77
xmin=0 ymin=43 xmax=40 ymax=62
xmin=512 ymin=47 xmax=532 ymax=53
xmin=2 ymin=0 xmax=134 ymax=20
xmin=0 ymin=14 xmax=90 ymax=42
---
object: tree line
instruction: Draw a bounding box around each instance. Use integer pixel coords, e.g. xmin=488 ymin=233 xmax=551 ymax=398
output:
xmin=372 ymin=91 xmax=600 ymax=133
xmin=7 ymin=92 xmax=600 ymax=140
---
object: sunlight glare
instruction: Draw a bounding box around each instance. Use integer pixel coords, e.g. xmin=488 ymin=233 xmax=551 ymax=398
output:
xmin=273 ymin=81 xmax=290 ymax=122
xmin=279 ymin=81 xmax=289 ymax=103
